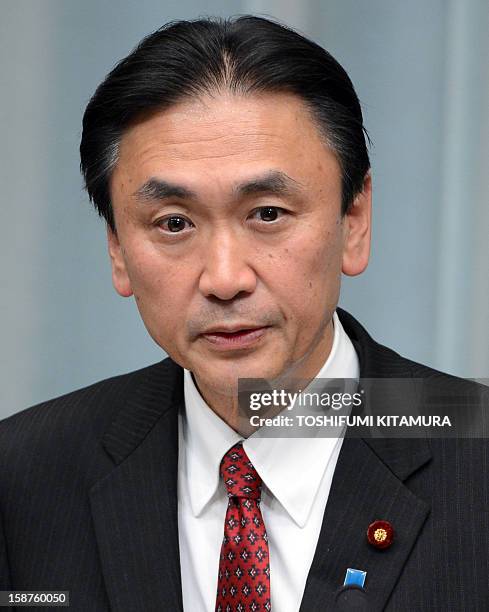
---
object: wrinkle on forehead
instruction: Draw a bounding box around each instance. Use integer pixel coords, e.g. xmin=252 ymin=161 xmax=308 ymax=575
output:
xmin=136 ymin=139 xmax=287 ymax=164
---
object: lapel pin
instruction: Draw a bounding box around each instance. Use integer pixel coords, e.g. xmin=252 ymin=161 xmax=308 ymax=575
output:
xmin=367 ymin=519 xmax=394 ymax=549
xmin=344 ymin=567 xmax=367 ymax=588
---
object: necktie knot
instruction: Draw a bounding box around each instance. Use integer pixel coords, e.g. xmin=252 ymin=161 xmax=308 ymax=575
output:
xmin=220 ymin=442 xmax=262 ymax=500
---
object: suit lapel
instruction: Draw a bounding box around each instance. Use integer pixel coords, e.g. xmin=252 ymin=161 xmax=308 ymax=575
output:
xmin=298 ymin=309 xmax=433 ymax=611
xmin=89 ymin=360 xmax=184 ymax=612
xmin=299 ymin=436 xmax=430 ymax=611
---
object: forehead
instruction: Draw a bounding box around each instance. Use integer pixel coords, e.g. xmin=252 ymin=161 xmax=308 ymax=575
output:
xmin=111 ymin=91 xmax=341 ymax=198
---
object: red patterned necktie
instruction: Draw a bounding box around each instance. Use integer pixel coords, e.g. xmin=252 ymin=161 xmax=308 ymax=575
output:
xmin=215 ymin=442 xmax=271 ymax=612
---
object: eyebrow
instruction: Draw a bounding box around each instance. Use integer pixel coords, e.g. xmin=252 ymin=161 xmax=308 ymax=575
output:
xmin=133 ymin=170 xmax=302 ymax=204
xmin=133 ymin=179 xmax=196 ymax=202
xmin=234 ymin=170 xmax=302 ymax=197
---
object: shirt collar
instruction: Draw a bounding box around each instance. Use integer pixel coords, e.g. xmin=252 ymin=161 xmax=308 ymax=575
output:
xmin=182 ymin=311 xmax=359 ymax=525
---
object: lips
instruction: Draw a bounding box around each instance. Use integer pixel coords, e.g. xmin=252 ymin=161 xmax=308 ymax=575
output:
xmin=201 ymin=326 xmax=269 ymax=349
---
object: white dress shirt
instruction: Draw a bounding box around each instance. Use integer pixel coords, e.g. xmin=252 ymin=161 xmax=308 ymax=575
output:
xmin=177 ymin=311 xmax=359 ymax=611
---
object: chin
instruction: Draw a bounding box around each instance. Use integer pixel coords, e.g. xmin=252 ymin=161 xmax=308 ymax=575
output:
xmin=210 ymin=362 xmax=284 ymax=388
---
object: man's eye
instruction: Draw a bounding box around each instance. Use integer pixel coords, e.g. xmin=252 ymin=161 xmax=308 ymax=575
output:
xmin=251 ymin=207 xmax=284 ymax=222
xmin=157 ymin=215 xmax=193 ymax=233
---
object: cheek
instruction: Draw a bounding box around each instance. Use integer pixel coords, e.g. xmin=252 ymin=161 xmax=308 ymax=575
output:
xmin=124 ymin=247 xmax=191 ymax=316
xmin=270 ymin=229 xmax=342 ymax=296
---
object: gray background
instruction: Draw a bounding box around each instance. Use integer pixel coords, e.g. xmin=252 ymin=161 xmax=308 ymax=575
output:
xmin=1 ymin=0 xmax=488 ymax=418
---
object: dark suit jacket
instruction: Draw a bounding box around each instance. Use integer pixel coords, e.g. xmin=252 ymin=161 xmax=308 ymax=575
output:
xmin=1 ymin=309 xmax=488 ymax=611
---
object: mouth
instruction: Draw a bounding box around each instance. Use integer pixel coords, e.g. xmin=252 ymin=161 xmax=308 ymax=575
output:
xmin=200 ymin=326 xmax=269 ymax=350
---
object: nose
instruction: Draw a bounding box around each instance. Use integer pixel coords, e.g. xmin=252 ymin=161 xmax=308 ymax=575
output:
xmin=198 ymin=229 xmax=257 ymax=300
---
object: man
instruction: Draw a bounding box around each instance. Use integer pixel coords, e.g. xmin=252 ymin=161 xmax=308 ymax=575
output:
xmin=0 ymin=16 xmax=488 ymax=612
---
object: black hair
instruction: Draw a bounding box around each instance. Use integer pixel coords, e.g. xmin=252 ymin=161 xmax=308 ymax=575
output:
xmin=80 ymin=15 xmax=370 ymax=231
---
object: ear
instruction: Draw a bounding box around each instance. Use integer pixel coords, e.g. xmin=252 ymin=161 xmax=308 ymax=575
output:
xmin=106 ymin=225 xmax=133 ymax=297
xmin=342 ymin=172 xmax=372 ymax=276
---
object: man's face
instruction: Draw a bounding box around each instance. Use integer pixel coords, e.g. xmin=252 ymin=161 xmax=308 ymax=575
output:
xmin=108 ymin=92 xmax=371 ymax=403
